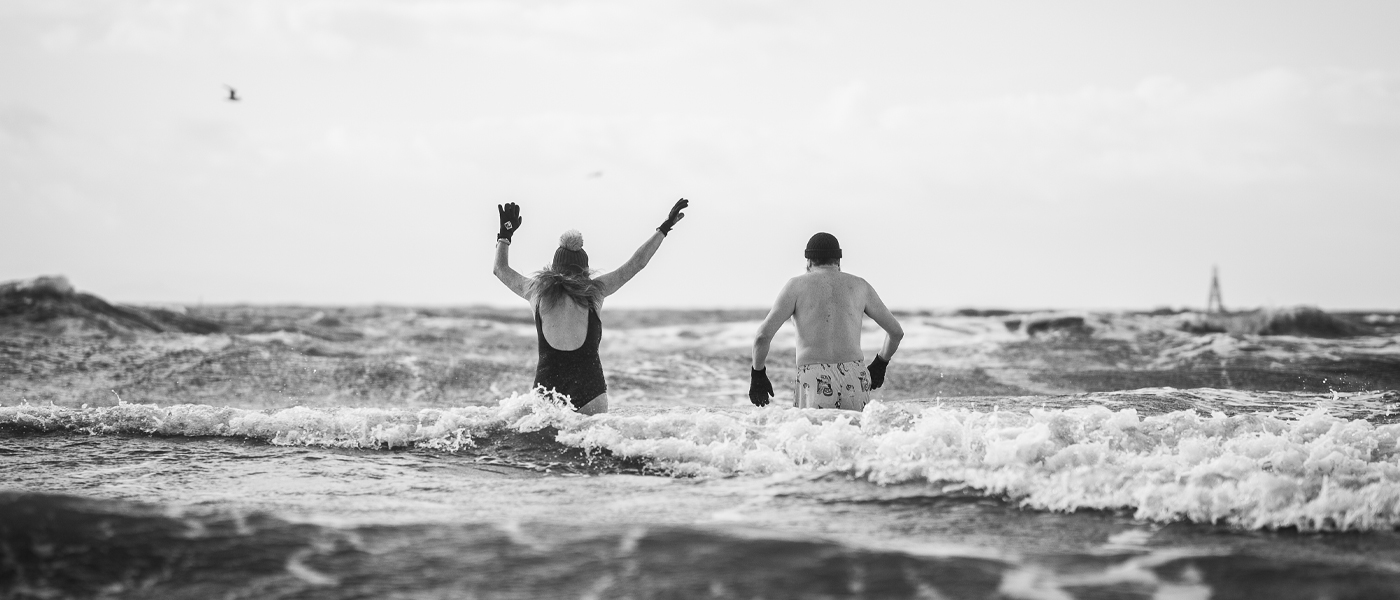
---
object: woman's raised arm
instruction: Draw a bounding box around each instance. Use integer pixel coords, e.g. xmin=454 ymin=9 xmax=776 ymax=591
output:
xmin=595 ymin=199 xmax=688 ymax=297
xmin=492 ymin=202 xmax=531 ymax=300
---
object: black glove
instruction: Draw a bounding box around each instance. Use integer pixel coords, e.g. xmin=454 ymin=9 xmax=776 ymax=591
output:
xmin=749 ymin=367 xmax=773 ymax=407
xmin=497 ymin=203 xmax=522 ymax=242
xmin=657 ymin=198 xmax=688 ymax=235
xmin=868 ymin=355 xmax=889 ymax=390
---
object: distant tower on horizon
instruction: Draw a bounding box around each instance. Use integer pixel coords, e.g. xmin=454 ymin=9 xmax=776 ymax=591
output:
xmin=1206 ymin=266 xmax=1226 ymax=314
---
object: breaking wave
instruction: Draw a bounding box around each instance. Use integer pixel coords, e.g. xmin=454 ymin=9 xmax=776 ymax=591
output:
xmin=4 ymin=389 xmax=1400 ymax=532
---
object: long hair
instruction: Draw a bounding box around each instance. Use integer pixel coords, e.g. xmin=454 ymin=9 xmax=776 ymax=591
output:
xmin=529 ymin=266 xmax=603 ymax=313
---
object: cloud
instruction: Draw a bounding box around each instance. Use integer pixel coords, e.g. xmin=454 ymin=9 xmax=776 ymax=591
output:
xmin=190 ymin=68 xmax=1400 ymax=214
xmin=3 ymin=1 xmax=1397 ymax=306
xmin=0 ymin=105 xmax=54 ymax=145
xmin=12 ymin=0 xmax=812 ymax=66
xmin=856 ymin=69 xmax=1400 ymax=200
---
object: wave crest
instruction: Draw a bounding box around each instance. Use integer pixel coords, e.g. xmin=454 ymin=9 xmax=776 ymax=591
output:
xmin=5 ymin=391 xmax=1400 ymax=531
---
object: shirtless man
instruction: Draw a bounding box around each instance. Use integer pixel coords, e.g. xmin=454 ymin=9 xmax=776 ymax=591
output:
xmin=749 ymin=232 xmax=904 ymax=411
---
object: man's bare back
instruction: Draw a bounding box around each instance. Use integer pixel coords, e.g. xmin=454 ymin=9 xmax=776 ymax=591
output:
xmin=770 ymin=268 xmax=880 ymax=365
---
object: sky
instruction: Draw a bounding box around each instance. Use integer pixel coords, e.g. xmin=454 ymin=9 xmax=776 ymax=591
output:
xmin=1 ymin=0 xmax=1397 ymax=310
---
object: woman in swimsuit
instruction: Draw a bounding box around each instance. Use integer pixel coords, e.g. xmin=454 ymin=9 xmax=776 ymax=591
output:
xmin=491 ymin=199 xmax=688 ymax=414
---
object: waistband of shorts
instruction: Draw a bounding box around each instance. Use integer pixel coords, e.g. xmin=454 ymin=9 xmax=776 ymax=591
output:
xmin=797 ymin=358 xmax=865 ymax=369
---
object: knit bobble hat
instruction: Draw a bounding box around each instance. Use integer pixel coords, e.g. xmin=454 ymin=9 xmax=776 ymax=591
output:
xmin=804 ymin=232 xmax=842 ymax=259
xmin=553 ymin=230 xmax=590 ymax=274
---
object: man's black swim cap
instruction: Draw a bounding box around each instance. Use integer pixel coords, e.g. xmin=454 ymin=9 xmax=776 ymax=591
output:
xmin=804 ymin=232 xmax=842 ymax=259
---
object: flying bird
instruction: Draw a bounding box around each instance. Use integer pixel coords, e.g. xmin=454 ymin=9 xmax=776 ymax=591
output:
xmin=224 ymin=85 xmax=239 ymax=101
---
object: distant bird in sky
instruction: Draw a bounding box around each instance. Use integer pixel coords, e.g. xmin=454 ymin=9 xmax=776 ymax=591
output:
xmin=224 ymin=85 xmax=239 ymax=102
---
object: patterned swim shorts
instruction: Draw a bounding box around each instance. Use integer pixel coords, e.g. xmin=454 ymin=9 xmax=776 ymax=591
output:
xmin=795 ymin=360 xmax=872 ymax=411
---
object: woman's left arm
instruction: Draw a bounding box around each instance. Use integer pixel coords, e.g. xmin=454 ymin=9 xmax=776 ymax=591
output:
xmin=595 ymin=199 xmax=688 ymax=297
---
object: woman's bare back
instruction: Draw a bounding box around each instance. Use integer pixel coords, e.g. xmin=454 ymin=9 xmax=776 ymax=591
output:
xmin=533 ymin=297 xmax=593 ymax=351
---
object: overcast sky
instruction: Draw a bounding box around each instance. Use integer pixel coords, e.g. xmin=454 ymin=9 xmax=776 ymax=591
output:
xmin=2 ymin=0 xmax=1397 ymax=310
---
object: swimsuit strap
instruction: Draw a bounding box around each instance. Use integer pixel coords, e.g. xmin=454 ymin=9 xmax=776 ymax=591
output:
xmin=533 ymin=306 xmax=551 ymax=350
xmin=585 ymin=306 xmax=602 ymax=346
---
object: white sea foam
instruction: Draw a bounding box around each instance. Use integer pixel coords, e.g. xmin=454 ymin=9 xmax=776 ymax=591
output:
xmin=5 ymin=391 xmax=1400 ymax=531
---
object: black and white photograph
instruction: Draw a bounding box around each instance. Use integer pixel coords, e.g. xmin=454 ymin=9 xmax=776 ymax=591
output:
xmin=3 ymin=1 xmax=1399 ymax=598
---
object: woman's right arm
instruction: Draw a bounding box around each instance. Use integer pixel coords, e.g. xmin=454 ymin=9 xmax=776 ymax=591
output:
xmin=595 ymin=198 xmax=688 ymax=297
xmin=493 ymin=240 xmax=531 ymax=300
xmin=492 ymin=203 xmax=531 ymax=300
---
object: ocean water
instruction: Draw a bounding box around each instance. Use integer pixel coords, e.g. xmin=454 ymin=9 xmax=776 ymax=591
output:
xmin=6 ymin=387 xmax=1400 ymax=599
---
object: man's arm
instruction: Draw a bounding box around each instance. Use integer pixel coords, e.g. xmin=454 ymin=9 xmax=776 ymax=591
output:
xmin=493 ymin=240 xmax=531 ymax=300
xmin=752 ymin=279 xmax=798 ymax=370
xmin=594 ymin=231 xmax=665 ymax=297
xmin=863 ymin=284 xmax=904 ymax=360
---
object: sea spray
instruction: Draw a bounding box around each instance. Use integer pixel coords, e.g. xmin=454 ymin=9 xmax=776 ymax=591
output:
xmin=0 ymin=392 xmax=583 ymax=450
xmin=5 ymin=390 xmax=1400 ymax=531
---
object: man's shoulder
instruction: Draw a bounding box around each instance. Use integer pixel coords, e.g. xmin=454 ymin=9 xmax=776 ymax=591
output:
xmin=790 ymin=270 xmax=869 ymax=284
xmin=835 ymin=271 xmax=871 ymax=289
xmin=788 ymin=272 xmax=873 ymax=299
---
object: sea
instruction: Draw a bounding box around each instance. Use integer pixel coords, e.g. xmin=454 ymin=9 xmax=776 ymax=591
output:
xmin=6 ymin=385 xmax=1400 ymax=599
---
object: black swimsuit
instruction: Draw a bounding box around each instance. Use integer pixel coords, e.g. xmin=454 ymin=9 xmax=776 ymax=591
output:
xmin=533 ymin=306 xmax=607 ymax=409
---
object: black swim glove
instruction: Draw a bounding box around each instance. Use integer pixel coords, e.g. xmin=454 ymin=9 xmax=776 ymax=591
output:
xmin=497 ymin=203 xmax=522 ymax=242
xmin=868 ymin=355 xmax=889 ymax=390
xmin=749 ymin=367 xmax=773 ymax=407
xmin=657 ymin=198 xmax=688 ymax=235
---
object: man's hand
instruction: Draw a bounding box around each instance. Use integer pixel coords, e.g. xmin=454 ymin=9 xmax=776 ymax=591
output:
xmin=657 ymin=198 xmax=688 ymax=235
xmin=868 ymin=355 xmax=889 ymax=390
xmin=749 ymin=367 xmax=773 ymax=407
xmin=497 ymin=203 xmax=522 ymax=242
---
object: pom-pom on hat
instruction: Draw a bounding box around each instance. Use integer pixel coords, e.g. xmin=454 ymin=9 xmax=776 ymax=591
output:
xmin=804 ymin=232 xmax=842 ymax=259
xmin=553 ymin=229 xmax=590 ymax=274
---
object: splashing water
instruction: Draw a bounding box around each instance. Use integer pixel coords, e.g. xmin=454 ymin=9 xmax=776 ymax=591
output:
xmin=6 ymin=388 xmax=1400 ymax=532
